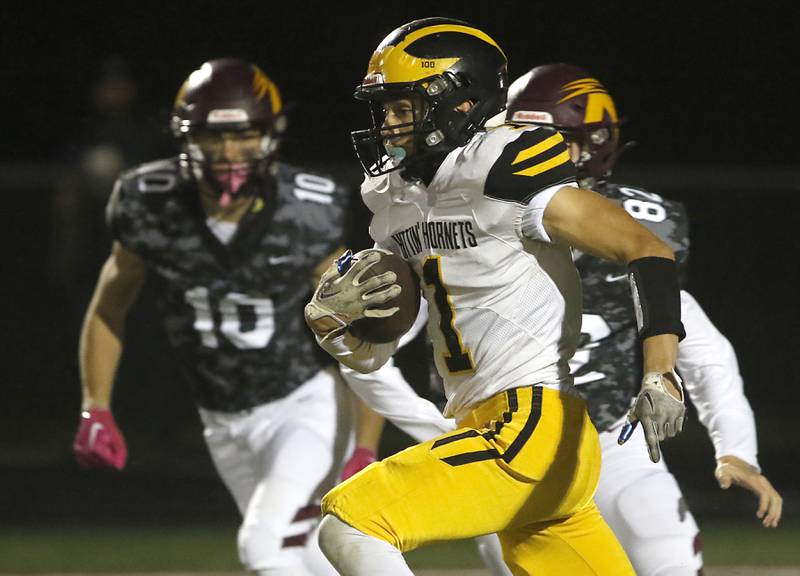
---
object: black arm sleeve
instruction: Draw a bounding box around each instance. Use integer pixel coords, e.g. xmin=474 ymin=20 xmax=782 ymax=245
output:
xmin=628 ymin=256 xmax=686 ymax=340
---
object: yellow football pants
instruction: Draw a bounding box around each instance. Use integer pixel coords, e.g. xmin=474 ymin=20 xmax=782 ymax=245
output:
xmin=322 ymin=386 xmax=634 ymax=575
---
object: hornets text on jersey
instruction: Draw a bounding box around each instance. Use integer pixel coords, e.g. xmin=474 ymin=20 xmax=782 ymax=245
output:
xmin=107 ymin=158 xmax=351 ymax=411
xmin=363 ymin=124 xmax=581 ymax=419
xmin=571 ymin=183 xmax=690 ymax=430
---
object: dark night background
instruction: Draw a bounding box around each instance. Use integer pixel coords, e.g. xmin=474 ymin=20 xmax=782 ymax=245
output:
xmin=0 ymin=0 xmax=796 ymax=543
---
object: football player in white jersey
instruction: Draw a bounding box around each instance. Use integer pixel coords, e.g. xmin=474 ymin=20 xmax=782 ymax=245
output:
xmin=504 ymin=62 xmax=782 ymax=575
xmin=304 ymin=18 xmax=688 ymax=576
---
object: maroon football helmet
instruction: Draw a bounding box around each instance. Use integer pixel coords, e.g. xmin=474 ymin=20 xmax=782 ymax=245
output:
xmin=506 ymin=63 xmax=620 ymax=188
xmin=171 ymin=58 xmax=286 ymax=204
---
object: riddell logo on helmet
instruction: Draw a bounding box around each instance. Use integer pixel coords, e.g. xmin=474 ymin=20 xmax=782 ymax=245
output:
xmin=362 ymin=73 xmax=384 ymax=86
xmin=207 ymin=109 xmax=250 ymax=124
xmin=511 ymin=110 xmax=554 ymax=123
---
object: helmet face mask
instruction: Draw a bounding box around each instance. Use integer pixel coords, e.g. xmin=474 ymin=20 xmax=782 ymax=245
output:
xmin=556 ymin=122 xmax=618 ymax=189
xmin=353 ymin=91 xmax=423 ymax=173
xmin=506 ymin=64 xmax=621 ymax=189
xmin=171 ymin=59 xmax=286 ymax=205
xmin=354 ymin=85 xmax=460 ymax=176
xmin=352 ymin=18 xmax=508 ymax=176
xmin=184 ymin=128 xmax=274 ymax=206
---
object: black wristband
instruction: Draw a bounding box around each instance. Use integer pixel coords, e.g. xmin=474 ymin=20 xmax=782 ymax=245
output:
xmin=628 ymin=256 xmax=686 ymax=340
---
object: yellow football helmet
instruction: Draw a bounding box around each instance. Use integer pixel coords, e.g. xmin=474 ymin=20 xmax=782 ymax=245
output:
xmin=352 ymin=17 xmax=508 ymax=175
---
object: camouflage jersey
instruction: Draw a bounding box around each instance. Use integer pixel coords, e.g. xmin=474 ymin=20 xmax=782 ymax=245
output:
xmin=571 ymin=182 xmax=689 ymax=431
xmin=107 ymin=158 xmax=350 ymax=412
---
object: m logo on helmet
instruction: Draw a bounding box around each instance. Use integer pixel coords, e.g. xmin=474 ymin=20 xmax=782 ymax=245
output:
xmin=252 ymin=69 xmax=282 ymax=114
xmin=559 ymin=78 xmax=618 ymax=125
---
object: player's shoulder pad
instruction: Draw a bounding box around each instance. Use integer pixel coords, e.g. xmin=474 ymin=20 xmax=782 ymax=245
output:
xmin=482 ymin=124 xmax=577 ymax=204
xmin=106 ymin=158 xmax=181 ymax=231
xmin=117 ymin=158 xmax=183 ymax=196
xmin=275 ymin=161 xmax=352 ymax=207
xmin=359 ymin=171 xmax=394 ymax=215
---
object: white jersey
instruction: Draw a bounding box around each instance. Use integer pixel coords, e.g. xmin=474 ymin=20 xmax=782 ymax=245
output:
xmin=362 ymin=125 xmax=581 ymax=419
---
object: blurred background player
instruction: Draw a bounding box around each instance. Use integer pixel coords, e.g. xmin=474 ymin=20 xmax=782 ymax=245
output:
xmin=505 ymin=62 xmax=783 ymax=575
xmin=306 ymin=18 xmax=689 ymax=576
xmin=71 ymin=57 xmax=389 ymax=576
xmin=48 ymin=56 xmax=170 ymax=335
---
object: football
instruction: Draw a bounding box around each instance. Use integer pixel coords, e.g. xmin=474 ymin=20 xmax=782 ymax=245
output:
xmin=349 ymin=250 xmax=421 ymax=343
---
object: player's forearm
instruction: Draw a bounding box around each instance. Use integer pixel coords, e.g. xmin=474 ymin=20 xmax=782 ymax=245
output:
xmin=341 ymin=361 xmax=455 ymax=442
xmin=352 ymin=396 xmax=385 ymax=451
xmin=642 ymin=334 xmax=678 ymax=374
xmin=618 ymin=226 xmax=675 ymax=264
xmin=586 ymin=227 xmax=675 ymax=267
xmin=708 ymin=405 xmax=759 ymax=469
xmin=683 ymin=350 xmax=759 ymax=468
xmin=317 ymin=329 xmax=397 ymax=373
xmin=78 ymin=243 xmax=146 ymax=409
xmin=79 ymin=309 xmax=124 ymax=410
xmin=678 ymin=291 xmax=760 ymax=467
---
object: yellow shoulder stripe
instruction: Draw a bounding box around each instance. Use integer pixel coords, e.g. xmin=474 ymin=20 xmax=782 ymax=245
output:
xmin=512 ymin=149 xmax=570 ymax=177
xmin=511 ymin=132 xmax=563 ymax=165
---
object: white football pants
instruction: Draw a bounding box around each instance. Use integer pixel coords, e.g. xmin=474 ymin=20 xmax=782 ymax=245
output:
xmin=199 ymin=367 xmax=351 ymax=575
xmin=595 ymin=418 xmax=703 ymax=576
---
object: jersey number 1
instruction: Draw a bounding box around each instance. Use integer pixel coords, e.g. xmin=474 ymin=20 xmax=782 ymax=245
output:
xmin=423 ymin=257 xmax=474 ymax=373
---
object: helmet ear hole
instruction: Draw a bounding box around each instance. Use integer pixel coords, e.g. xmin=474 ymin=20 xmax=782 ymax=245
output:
xmin=260 ymin=134 xmax=276 ymax=155
xmin=273 ymin=115 xmax=288 ymax=135
xmin=590 ymin=127 xmax=610 ymax=145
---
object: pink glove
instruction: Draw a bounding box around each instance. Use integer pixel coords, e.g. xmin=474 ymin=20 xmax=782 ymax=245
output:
xmin=73 ymin=408 xmax=128 ymax=470
xmin=340 ymin=447 xmax=376 ymax=481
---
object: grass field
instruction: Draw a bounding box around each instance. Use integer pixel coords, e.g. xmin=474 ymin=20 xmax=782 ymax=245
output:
xmin=1 ymin=521 xmax=798 ymax=574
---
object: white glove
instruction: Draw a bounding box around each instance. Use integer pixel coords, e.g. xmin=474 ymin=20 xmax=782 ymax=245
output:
xmin=618 ymin=371 xmax=686 ymax=463
xmin=305 ymin=249 xmax=401 ymax=338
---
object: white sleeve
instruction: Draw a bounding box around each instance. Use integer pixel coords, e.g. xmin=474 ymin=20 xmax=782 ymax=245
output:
xmin=339 ymin=300 xmax=457 ymax=443
xmin=340 ymin=359 xmax=456 ymax=442
xmin=519 ymin=182 xmax=578 ymax=242
xmin=318 ymin=330 xmax=398 ymax=373
xmin=677 ymin=290 xmax=760 ymax=470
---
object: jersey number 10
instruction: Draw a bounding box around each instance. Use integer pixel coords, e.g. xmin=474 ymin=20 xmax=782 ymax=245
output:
xmin=184 ymin=287 xmax=275 ymax=349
